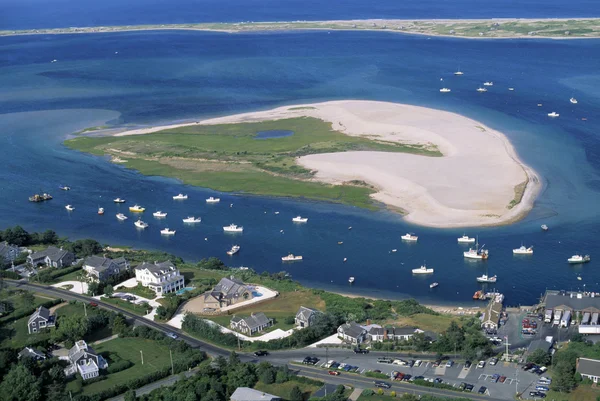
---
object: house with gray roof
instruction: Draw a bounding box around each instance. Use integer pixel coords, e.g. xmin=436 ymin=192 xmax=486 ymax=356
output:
xmin=337 ymin=322 xmax=367 ymax=344
xmin=27 ymin=306 xmax=56 ymax=334
xmin=204 ymin=276 xmax=253 ymax=310
xmin=231 ymin=387 xmax=281 ymax=401
xmin=83 ymin=255 xmax=129 ymax=282
xmin=368 ymin=326 xmax=418 ymax=342
xmin=134 ymin=260 xmax=184 ymax=295
xmin=230 ymin=312 xmax=273 ymax=335
xmin=527 ymin=338 xmax=554 ymax=359
xmin=27 ymin=246 xmax=75 ymax=268
xmin=18 ymin=347 xmax=47 ymax=361
xmin=0 ymin=241 xmax=21 ymax=263
xmin=64 ymin=340 xmax=108 ymax=380
xmin=295 ymin=306 xmax=321 ymax=328
xmin=577 ymin=358 xmax=600 ymax=383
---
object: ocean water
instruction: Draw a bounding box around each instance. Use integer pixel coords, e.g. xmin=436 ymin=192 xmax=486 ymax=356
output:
xmin=1 ymin=30 xmax=600 ymax=306
xmin=2 ymin=0 xmax=600 ymax=30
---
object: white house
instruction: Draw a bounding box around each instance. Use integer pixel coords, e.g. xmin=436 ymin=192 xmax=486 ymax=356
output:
xmin=134 ymin=261 xmax=184 ymax=295
xmin=337 ymin=322 xmax=367 ymax=344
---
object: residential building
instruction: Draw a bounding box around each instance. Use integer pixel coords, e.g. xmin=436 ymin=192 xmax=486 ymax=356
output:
xmin=64 ymin=340 xmax=108 ymax=380
xmin=368 ymin=326 xmax=418 ymax=342
xmin=18 ymin=347 xmax=47 ymax=361
xmin=27 ymin=306 xmax=56 ymax=334
xmin=231 ymin=387 xmax=281 ymax=401
xmin=27 ymin=246 xmax=75 ymax=268
xmin=0 ymin=241 xmax=21 ymax=262
xmin=203 ymin=277 xmax=253 ymax=310
xmin=577 ymin=358 xmax=600 ymax=383
xmin=83 ymin=255 xmax=129 ymax=282
xmin=134 ymin=260 xmax=184 ymax=295
xmin=295 ymin=306 xmax=321 ymax=328
xmin=337 ymin=322 xmax=367 ymax=344
xmin=230 ymin=312 xmax=273 ymax=335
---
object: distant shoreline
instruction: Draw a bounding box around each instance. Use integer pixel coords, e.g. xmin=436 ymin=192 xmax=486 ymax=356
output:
xmin=2 ymin=17 xmax=600 ymax=40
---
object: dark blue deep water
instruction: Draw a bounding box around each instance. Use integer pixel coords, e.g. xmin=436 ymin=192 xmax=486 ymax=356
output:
xmin=1 ymin=29 xmax=600 ymax=306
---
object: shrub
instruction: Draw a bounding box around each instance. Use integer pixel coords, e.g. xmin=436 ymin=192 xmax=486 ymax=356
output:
xmin=107 ymin=360 xmax=133 ymax=374
xmin=362 ymin=389 xmax=374 ymax=396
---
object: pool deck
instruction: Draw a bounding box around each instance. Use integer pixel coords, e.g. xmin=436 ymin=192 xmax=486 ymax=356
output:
xmin=219 ymin=285 xmax=279 ymax=312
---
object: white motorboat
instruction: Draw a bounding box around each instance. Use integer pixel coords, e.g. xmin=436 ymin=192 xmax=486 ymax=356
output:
xmin=98 ymin=207 xmax=104 ymax=215
xmin=274 ymin=211 xmax=280 ymax=215
xmin=227 ymin=245 xmax=240 ymax=256
xmin=183 ymin=216 xmax=201 ymax=223
xmin=65 ymin=205 xmax=75 ymax=211
xmin=134 ymin=220 xmax=148 ymax=229
xmin=568 ymin=254 xmax=591 ymax=264
xmin=153 ymin=211 xmax=167 ymax=218
xmin=548 ymin=112 xmax=560 ymax=118
xmin=401 ymin=233 xmax=418 ymax=242
xmin=282 ymin=254 xmax=303 ymax=262
xmin=173 ymin=193 xmax=188 ymax=200
xmin=206 ymin=197 xmax=221 ymax=203
xmin=537 ymin=103 xmax=543 ymax=107
xmin=463 ymin=237 xmax=489 ymax=260
xmin=59 ymin=185 xmax=71 ymax=191
xmin=116 ymin=213 xmax=128 ymax=221
xmin=412 ymin=264 xmax=434 ymax=274
xmin=513 ymin=245 xmax=533 ymax=255
xmin=114 ymin=198 xmax=126 ymax=203
xmin=570 ymin=97 xmax=578 ymax=104
xmin=292 ymin=216 xmax=308 ymax=223
xmin=160 ymin=228 xmax=176 ymax=235
xmin=430 ymin=282 xmax=439 ymax=289
xmin=483 ymin=81 xmax=494 ymax=86
xmin=508 ymin=87 xmax=515 ymax=91
xmin=343 ymin=257 xmax=348 ymax=262
xmin=476 ymin=87 xmax=488 ymax=92
xmin=541 ymin=224 xmax=549 ymax=231
xmin=457 ymin=235 xmax=475 ymax=243
xmin=439 ymin=88 xmax=451 ymax=93
xmin=129 ymin=204 xmax=145 ymax=212
xmin=454 ymin=69 xmax=464 ymax=76
xmin=476 ymin=274 xmax=497 ymax=283
xmin=223 ymin=224 xmax=243 ymax=232
xmin=348 ymin=277 xmax=355 ymax=284
xmin=391 ymin=249 xmax=397 ymax=253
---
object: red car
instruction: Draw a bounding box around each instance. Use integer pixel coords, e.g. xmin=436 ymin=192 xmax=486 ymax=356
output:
xmin=499 ymin=376 xmax=506 ymax=383
xmin=328 ymin=371 xmax=340 ymax=376
xmin=89 ymin=302 xmax=98 ymax=307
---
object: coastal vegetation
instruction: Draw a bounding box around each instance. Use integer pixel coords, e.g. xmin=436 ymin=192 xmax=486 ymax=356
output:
xmin=508 ymin=180 xmax=528 ymax=209
xmin=65 ymin=117 xmax=439 ymax=209
xmin=4 ymin=18 xmax=600 ymax=39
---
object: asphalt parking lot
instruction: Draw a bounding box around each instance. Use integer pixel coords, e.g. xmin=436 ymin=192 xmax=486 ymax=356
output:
xmin=296 ymin=354 xmax=542 ymax=400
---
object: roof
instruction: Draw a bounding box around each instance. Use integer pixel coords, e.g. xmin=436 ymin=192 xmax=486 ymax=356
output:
xmin=18 ymin=347 xmax=46 ymax=360
xmin=296 ymin=306 xmax=320 ymax=321
xmin=368 ymin=326 xmax=416 ymax=337
xmin=135 ymin=261 xmax=176 ymax=276
xmin=68 ymin=340 xmax=98 ymax=362
xmin=483 ymin=300 xmax=503 ymax=325
xmin=113 ymin=257 xmax=128 ymax=266
xmin=29 ymin=246 xmax=72 ymax=262
xmin=0 ymin=241 xmax=18 ymax=256
xmin=545 ymin=292 xmax=600 ymax=313
xmin=578 ymin=358 xmax=600 ymax=377
xmin=231 ymin=387 xmax=281 ymax=401
xmin=207 ymin=277 xmax=250 ymax=300
xmin=28 ymin=306 xmax=51 ymax=325
xmin=232 ymin=312 xmax=271 ymax=329
xmin=339 ymin=322 xmax=366 ymax=339
xmin=83 ymin=256 xmax=116 ymax=273
xmin=394 ymin=327 xmax=418 ymax=335
xmin=528 ymin=339 xmax=553 ymax=354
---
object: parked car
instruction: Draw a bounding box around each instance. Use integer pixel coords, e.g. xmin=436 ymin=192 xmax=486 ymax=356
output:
xmin=434 ymin=378 xmax=443 ymax=384
xmin=464 ymin=360 xmax=472 ymax=368
xmin=499 ymin=376 xmax=506 ymax=383
xmin=328 ymin=371 xmax=340 ymax=376
xmin=89 ymin=302 xmax=98 ymax=307
xmin=403 ymin=374 xmax=412 ymax=381
xmin=535 ymin=385 xmax=549 ymax=392
xmin=166 ymin=332 xmax=178 ymax=339
xmin=354 ymin=348 xmax=369 ymax=354
xmin=414 ymin=360 xmax=422 ymax=367
xmin=477 ymin=361 xmax=486 ymax=368
xmin=478 ymin=386 xmax=487 ymax=394
xmin=523 ymin=362 xmax=535 ymax=370
xmin=330 ymin=362 xmax=340 ymax=369
xmin=465 ymin=384 xmax=474 ymax=392
xmin=408 ymin=360 xmax=415 ymax=367
xmin=491 ymin=374 xmax=500 ymax=383
xmin=489 ymin=357 xmax=498 ymax=366
xmin=308 ymin=357 xmax=319 ymax=365
xmin=446 ymin=360 xmax=454 ymax=368
xmin=377 ymin=357 xmax=393 ymax=364
xmin=374 ymin=381 xmax=391 ymax=389
xmin=254 ymin=350 xmax=269 ymax=357
xmin=414 ymin=376 xmax=424 ymax=381
xmin=458 ymin=383 xmax=467 ymax=390
xmin=529 ymin=391 xmax=546 ymax=398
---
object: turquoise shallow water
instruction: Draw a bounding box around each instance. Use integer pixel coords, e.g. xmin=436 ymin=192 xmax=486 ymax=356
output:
xmin=1 ymin=30 xmax=600 ymax=306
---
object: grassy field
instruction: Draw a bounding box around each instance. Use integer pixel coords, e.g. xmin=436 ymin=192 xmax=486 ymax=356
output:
xmin=68 ymin=337 xmax=175 ymax=396
xmin=254 ymin=380 xmax=321 ymax=400
xmin=50 ymin=267 xmax=85 ymax=283
xmin=545 ymin=385 xmax=600 ymax=401
xmin=0 ymin=291 xmax=54 ymax=323
xmin=384 ymin=312 xmax=458 ymax=333
xmin=116 ymin=283 xmax=157 ymax=299
xmin=102 ymin=297 xmax=151 ymax=316
xmin=65 ymin=117 xmax=440 ymax=209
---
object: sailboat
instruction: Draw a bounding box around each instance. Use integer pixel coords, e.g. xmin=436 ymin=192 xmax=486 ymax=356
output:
xmin=454 ymin=67 xmax=464 ymax=76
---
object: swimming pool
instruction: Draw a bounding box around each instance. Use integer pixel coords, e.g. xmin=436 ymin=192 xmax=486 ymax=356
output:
xmin=176 ymin=287 xmax=195 ymax=295
xmin=252 ymin=291 xmax=263 ymax=297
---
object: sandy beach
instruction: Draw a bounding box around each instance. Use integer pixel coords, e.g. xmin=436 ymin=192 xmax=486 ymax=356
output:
xmin=113 ymin=100 xmax=540 ymax=228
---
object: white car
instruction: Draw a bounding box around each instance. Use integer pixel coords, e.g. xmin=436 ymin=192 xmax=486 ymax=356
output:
xmin=477 ymin=361 xmax=486 ymax=368
xmin=393 ymin=359 xmax=407 ymax=365
xmin=166 ymin=332 xmax=178 ymax=339
xmin=446 ymin=360 xmax=454 ymax=368
xmin=414 ymin=360 xmax=422 ymax=367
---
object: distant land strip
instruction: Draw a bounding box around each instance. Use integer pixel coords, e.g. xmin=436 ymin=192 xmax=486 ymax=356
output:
xmin=2 ymin=18 xmax=600 ymax=39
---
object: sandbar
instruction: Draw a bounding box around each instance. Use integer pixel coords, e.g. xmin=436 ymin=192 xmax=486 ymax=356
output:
xmin=112 ymin=100 xmax=540 ymax=228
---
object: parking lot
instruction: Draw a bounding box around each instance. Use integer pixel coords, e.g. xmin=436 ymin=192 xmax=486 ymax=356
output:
xmin=297 ymin=354 xmax=543 ymax=400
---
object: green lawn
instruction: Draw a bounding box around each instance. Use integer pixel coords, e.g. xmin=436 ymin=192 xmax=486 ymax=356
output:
xmin=116 ymin=283 xmax=156 ymax=299
xmin=50 ymin=267 xmax=85 ymax=283
xmin=0 ymin=314 xmax=53 ymax=349
xmin=0 ymin=291 xmax=55 ymax=323
xmin=255 ymin=380 xmax=321 ymax=401
xmin=67 ymin=337 xmax=176 ymax=396
xmin=65 ymin=116 xmax=440 ymax=210
xmin=102 ymin=297 xmax=151 ymax=316
xmin=545 ymin=385 xmax=600 ymax=401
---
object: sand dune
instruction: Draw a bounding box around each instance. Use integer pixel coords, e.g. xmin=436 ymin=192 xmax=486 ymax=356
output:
xmin=114 ymin=100 xmax=540 ymax=227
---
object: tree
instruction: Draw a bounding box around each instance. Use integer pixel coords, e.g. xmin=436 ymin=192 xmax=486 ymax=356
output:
xmin=228 ymin=351 xmax=241 ymax=367
xmin=87 ymin=281 xmax=100 ymax=296
xmin=528 ymin=349 xmax=551 ymax=366
xmin=20 ymin=291 xmax=35 ymax=305
xmin=259 ymin=366 xmax=275 ymax=384
xmin=111 ymin=315 xmax=128 ymax=335
xmin=66 ymin=239 xmax=102 ymax=257
xmin=3 ymin=226 xmax=31 ymax=247
xmin=0 ymin=364 xmax=42 ymax=401
xmin=123 ymin=390 xmax=137 ymax=401
xmin=104 ymin=284 xmax=114 ymax=297
xmin=41 ymin=230 xmax=59 ymax=245
xmin=53 ymin=315 xmax=90 ymax=345
xmin=552 ymin=360 xmax=577 ymax=392
xmin=290 ymin=385 xmax=303 ymax=401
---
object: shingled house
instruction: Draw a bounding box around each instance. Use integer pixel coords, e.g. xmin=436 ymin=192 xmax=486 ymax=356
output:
xmin=27 ymin=306 xmax=56 ymax=334
xmin=134 ymin=261 xmax=184 ymax=295
xmin=337 ymin=322 xmax=367 ymax=344
xmin=230 ymin=312 xmax=273 ymax=335
xmin=27 ymin=246 xmax=75 ymax=268
xmin=368 ymin=326 xmax=419 ymax=342
xmin=64 ymin=340 xmax=108 ymax=380
xmin=83 ymin=255 xmax=129 ymax=282
xmin=295 ymin=306 xmax=321 ymax=328
xmin=204 ymin=277 xmax=253 ymax=310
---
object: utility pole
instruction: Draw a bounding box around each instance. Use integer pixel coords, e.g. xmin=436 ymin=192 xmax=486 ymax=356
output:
xmin=170 ymin=350 xmax=174 ymax=375
xmin=515 ymin=366 xmax=519 ymax=395
xmin=83 ymin=302 xmax=87 ymax=317
xmin=140 ymin=350 xmax=144 ymax=365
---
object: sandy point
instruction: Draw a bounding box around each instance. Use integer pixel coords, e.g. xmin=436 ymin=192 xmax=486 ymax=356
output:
xmin=112 ymin=100 xmax=541 ymax=228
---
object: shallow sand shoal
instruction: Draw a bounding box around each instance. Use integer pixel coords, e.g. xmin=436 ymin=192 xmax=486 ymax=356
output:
xmin=113 ymin=100 xmax=540 ymax=228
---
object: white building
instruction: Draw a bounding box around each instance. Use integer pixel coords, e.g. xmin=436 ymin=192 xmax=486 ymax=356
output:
xmin=134 ymin=260 xmax=184 ymax=295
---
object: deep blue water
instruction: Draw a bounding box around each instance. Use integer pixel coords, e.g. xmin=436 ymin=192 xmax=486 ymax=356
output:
xmin=2 ymin=0 xmax=600 ymax=30
xmin=1 ymin=30 xmax=600 ymax=306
